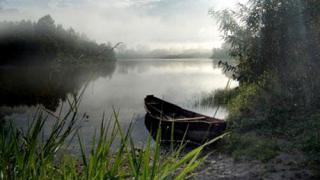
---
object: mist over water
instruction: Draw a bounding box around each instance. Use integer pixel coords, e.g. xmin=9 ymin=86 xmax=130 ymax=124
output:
xmin=1 ymin=58 xmax=236 ymax=147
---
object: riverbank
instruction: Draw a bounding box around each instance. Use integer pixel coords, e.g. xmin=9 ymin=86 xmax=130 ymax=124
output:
xmin=198 ymin=86 xmax=320 ymax=179
xmin=209 ymin=1 xmax=320 ymax=178
xmin=194 ymin=151 xmax=315 ymax=179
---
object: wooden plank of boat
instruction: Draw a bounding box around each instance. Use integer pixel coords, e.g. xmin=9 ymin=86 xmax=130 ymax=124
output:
xmin=146 ymin=102 xmax=207 ymax=121
xmin=144 ymin=113 xmax=226 ymax=143
xmin=168 ymin=116 xmax=206 ymax=121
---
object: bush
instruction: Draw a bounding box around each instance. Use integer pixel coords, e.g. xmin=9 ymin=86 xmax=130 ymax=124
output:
xmin=213 ymin=83 xmax=320 ymax=165
xmin=224 ymin=132 xmax=279 ymax=162
xmin=200 ymin=88 xmax=238 ymax=107
xmin=300 ymin=113 xmax=320 ymax=164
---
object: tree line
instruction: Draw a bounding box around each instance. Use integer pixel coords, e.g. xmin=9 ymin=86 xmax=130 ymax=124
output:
xmin=0 ymin=15 xmax=116 ymax=65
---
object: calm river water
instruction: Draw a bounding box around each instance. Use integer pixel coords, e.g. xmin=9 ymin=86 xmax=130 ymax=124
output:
xmin=0 ymin=58 xmax=236 ymax=148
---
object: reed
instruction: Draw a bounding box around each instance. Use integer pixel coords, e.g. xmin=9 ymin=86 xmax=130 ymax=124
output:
xmin=0 ymin=96 xmax=224 ymax=179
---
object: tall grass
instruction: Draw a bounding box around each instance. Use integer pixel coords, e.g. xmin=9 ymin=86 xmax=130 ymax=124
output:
xmin=0 ymin=96 xmax=224 ymax=179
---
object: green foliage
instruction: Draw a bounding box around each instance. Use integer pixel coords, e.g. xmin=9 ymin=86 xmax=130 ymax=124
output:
xmin=303 ymin=135 xmax=320 ymax=164
xmin=0 ymin=97 xmax=222 ymax=179
xmin=200 ymin=88 xmax=238 ymax=107
xmin=212 ymin=84 xmax=320 ymax=164
xmin=210 ymin=0 xmax=320 ymax=165
xmin=297 ymin=113 xmax=320 ymax=164
xmin=206 ymin=83 xmax=262 ymax=119
xmin=225 ymin=84 xmax=259 ymax=118
xmin=224 ymin=132 xmax=279 ymax=162
xmin=0 ymin=15 xmax=116 ymax=65
xmin=211 ymin=0 xmax=320 ymax=105
xmin=0 ymin=99 xmax=79 ymax=179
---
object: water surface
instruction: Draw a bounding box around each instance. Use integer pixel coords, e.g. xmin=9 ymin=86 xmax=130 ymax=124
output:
xmin=1 ymin=58 xmax=236 ymax=147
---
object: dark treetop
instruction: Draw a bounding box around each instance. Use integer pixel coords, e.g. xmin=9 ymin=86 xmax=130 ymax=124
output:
xmin=0 ymin=15 xmax=116 ymax=65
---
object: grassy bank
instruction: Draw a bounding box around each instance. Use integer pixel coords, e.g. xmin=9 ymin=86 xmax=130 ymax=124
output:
xmin=0 ymin=97 xmax=224 ymax=179
xmin=201 ymin=84 xmax=320 ymax=172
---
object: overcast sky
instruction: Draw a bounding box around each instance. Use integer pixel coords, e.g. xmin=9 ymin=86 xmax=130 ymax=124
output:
xmin=0 ymin=0 xmax=246 ymax=50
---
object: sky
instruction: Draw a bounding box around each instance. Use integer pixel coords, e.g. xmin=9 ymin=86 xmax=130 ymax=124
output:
xmin=0 ymin=0 xmax=246 ymax=50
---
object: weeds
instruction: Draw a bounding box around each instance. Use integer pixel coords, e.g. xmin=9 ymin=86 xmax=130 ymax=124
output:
xmin=224 ymin=132 xmax=279 ymax=162
xmin=0 ymin=95 xmax=224 ymax=179
xmin=201 ymin=81 xmax=320 ymax=167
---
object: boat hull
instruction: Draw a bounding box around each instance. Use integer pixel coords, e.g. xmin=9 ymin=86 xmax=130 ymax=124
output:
xmin=144 ymin=113 xmax=226 ymax=143
xmin=144 ymin=95 xmax=226 ymax=143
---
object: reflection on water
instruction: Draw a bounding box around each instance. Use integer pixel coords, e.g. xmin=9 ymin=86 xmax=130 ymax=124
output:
xmin=0 ymin=58 xmax=237 ymax=147
xmin=0 ymin=63 xmax=116 ymax=111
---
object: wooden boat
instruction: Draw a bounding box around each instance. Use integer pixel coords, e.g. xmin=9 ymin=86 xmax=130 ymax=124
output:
xmin=144 ymin=95 xmax=226 ymax=143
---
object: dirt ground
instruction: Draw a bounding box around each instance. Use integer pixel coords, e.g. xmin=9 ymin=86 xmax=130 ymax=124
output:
xmin=192 ymin=151 xmax=317 ymax=180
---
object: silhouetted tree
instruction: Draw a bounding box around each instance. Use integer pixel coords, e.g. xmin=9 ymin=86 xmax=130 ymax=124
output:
xmin=0 ymin=15 xmax=116 ymax=65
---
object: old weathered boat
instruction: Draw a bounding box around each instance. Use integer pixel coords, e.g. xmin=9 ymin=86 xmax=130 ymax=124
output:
xmin=144 ymin=95 xmax=226 ymax=143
